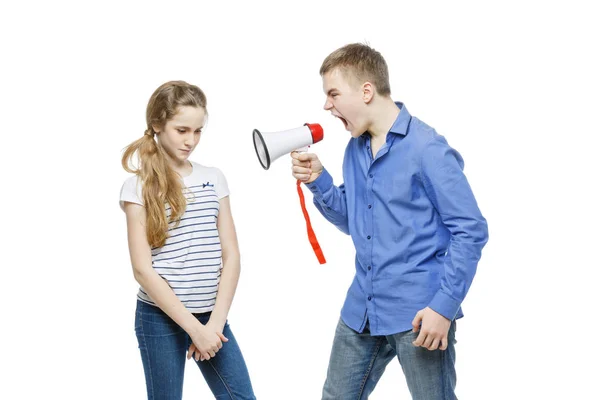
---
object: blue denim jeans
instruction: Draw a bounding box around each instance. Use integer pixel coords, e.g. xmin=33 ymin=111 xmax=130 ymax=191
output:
xmin=134 ymin=300 xmax=256 ymax=399
xmin=322 ymin=318 xmax=457 ymax=400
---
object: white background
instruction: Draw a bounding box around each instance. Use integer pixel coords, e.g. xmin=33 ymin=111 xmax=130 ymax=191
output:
xmin=1 ymin=0 xmax=598 ymax=399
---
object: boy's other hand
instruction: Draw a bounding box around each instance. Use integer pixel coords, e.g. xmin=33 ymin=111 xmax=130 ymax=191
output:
xmin=411 ymin=307 xmax=452 ymax=351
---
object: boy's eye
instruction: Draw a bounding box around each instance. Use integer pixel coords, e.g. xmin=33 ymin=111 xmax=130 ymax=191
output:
xmin=177 ymin=129 xmax=186 ymax=133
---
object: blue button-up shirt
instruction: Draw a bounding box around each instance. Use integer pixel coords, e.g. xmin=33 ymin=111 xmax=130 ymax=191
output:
xmin=306 ymin=103 xmax=488 ymax=335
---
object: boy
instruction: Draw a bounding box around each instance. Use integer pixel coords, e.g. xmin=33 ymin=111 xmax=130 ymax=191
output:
xmin=291 ymin=43 xmax=488 ymax=399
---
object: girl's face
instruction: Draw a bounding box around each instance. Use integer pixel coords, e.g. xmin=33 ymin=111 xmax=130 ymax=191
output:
xmin=155 ymin=106 xmax=206 ymax=163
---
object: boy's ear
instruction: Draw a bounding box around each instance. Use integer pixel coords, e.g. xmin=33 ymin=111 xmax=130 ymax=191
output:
xmin=362 ymin=82 xmax=375 ymax=104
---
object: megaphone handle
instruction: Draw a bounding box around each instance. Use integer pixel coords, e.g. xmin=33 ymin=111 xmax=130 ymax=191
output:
xmin=296 ymin=179 xmax=326 ymax=264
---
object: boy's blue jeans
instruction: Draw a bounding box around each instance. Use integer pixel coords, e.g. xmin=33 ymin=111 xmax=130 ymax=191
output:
xmin=134 ymin=300 xmax=255 ymax=400
xmin=322 ymin=318 xmax=457 ymax=400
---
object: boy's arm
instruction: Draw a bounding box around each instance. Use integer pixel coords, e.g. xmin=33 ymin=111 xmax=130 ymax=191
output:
xmin=421 ymin=137 xmax=489 ymax=320
xmin=292 ymin=152 xmax=349 ymax=234
xmin=305 ymin=168 xmax=349 ymax=235
xmin=412 ymin=136 xmax=488 ymax=351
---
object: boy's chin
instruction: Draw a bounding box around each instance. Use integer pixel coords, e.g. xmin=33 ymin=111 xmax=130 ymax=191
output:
xmin=350 ymin=130 xmax=363 ymax=138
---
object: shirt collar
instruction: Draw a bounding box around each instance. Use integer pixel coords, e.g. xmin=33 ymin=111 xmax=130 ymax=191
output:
xmin=389 ymin=102 xmax=411 ymax=136
xmin=361 ymin=101 xmax=411 ymax=139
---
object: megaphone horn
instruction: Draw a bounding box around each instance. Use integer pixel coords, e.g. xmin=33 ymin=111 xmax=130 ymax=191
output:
xmin=253 ymin=123 xmax=324 ymax=170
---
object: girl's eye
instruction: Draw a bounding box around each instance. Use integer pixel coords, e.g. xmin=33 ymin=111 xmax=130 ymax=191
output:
xmin=178 ymin=129 xmax=186 ymax=133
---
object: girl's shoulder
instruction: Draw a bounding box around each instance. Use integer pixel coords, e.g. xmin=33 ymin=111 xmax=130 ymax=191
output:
xmin=189 ymin=161 xmax=226 ymax=180
xmin=188 ymin=161 xmax=229 ymax=198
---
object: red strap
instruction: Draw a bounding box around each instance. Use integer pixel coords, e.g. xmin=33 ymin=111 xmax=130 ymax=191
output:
xmin=296 ymin=180 xmax=326 ymax=264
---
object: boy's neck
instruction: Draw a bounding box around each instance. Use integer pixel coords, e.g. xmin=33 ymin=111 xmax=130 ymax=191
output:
xmin=366 ymin=97 xmax=401 ymax=141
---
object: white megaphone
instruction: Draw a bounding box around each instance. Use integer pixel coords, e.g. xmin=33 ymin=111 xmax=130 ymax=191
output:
xmin=252 ymin=122 xmax=327 ymax=264
xmin=252 ymin=123 xmax=324 ymax=170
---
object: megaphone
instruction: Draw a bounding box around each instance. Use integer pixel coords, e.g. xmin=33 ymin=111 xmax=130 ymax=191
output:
xmin=253 ymin=123 xmax=324 ymax=170
xmin=251 ymin=122 xmax=327 ymax=265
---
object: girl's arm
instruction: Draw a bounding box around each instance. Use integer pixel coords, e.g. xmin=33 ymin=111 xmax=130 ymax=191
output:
xmin=207 ymin=196 xmax=241 ymax=329
xmin=124 ymin=201 xmax=223 ymax=359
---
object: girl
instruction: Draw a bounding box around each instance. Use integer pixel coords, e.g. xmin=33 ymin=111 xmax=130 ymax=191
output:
xmin=120 ymin=81 xmax=255 ymax=399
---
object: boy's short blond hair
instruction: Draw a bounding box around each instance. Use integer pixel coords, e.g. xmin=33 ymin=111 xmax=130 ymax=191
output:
xmin=320 ymin=43 xmax=391 ymax=96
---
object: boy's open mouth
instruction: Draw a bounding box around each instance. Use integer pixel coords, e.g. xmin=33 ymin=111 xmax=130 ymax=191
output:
xmin=336 ymin=115 xmax=348 ymax=129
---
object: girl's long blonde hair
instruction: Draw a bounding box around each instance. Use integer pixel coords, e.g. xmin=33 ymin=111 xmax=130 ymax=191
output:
xmin=122 ymin=81 xmax=207 ymax=248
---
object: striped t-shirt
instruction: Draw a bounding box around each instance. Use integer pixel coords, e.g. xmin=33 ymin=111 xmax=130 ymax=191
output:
xmin=119 ymin=161 xmax=229 ymax=313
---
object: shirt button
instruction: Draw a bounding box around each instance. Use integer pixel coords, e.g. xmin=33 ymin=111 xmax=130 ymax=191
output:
xmin=367 ymin=235 xmax=371 ymax=240
xmin=369 ymin=174 xmax=373 ymax=178
xmin=368 ymin=296 xmax=372 ymax=301
xmin=368 ymin=266 xmax=372 ymax=271
xmin=368 ymin=204 xmax=372 ymax=209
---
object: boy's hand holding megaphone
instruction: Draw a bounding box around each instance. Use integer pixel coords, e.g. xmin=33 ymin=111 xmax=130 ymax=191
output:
xmin=290 ymin=152 xmax=323 ymax=184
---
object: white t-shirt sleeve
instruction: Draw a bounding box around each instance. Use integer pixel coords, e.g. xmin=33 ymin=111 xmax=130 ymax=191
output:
xmin=213 ymin=168 xmax=230 ymax=199
xmin=119 ymin=176 xmax=144 ymax=211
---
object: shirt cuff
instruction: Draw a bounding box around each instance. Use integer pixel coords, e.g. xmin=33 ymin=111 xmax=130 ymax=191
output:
xmin=305 ymin=168 xmax=333 ymax=198
xmin=428 ymin=290 xmax=461 ymax=321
